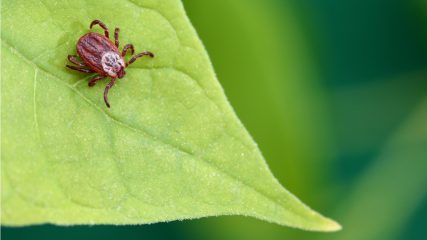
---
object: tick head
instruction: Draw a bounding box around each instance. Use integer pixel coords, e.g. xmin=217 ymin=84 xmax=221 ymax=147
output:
xmin=101 ymin=51 xmax=126 ymax=78
xmin=117 ymin=68 xmax=126 ymax=79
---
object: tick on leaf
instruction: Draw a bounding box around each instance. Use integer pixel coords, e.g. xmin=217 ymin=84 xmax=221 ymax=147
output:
xmin=66 ymin=19 xmax=154 ymax=108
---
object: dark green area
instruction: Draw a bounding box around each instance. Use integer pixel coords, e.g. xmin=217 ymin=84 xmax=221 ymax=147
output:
xmin=2 ymin=223 xmax=187 ymax=240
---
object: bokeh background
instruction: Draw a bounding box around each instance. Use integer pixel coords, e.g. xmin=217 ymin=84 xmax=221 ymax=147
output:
xmin=3 ymin=0 xmax=427 ymax=239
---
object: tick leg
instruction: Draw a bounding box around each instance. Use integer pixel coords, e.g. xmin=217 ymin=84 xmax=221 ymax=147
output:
xmin=90 ymin=19 xmax=109 ymax=38
xmin=114 ymin=28 xmax=120 ymax=47
xmin=104 ymin=78 xmax=117 ymax=108
xmin=88 ymin=75 xmax=106 ymax=87
xmin=67 ymin=55 xmax=86 ymax=67
xmin=127 ymin=51 xmax=155 ymax=66
xmin=66 ymin=65 xmax=94 ymax=73
xmin=121 ymin=44 xmax=135 ymax=57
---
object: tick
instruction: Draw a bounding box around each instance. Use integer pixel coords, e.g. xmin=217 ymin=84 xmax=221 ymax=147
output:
xmin=66 ymin=19 xmax=154 ymax=108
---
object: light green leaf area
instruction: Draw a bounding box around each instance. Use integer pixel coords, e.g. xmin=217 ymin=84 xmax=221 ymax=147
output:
xmin=1 ymin=0 xmax=340 ymax=231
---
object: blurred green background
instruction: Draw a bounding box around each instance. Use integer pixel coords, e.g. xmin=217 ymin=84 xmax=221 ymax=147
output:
xmin=3 ymin=0 xmax=427 ymax=239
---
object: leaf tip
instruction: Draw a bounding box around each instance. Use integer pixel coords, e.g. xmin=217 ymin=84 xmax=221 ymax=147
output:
xmin=322 ymin=218 xmax=342 ymax=232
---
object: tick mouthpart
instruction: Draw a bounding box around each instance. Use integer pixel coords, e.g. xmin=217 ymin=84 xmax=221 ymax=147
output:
xmin=117 ymin=69 xmax=126 ymax=79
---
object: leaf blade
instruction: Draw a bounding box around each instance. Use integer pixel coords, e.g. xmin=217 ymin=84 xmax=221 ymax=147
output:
xmin=1 ymin=0 xmax=340 ymax=231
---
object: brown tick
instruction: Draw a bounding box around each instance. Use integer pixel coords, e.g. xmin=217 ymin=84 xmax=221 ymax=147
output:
xmin=66 ymin=19 xmax=154 ymax=108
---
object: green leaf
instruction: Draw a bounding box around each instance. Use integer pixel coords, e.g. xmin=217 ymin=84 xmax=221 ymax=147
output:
xmin=1 ymin=0 xmax=340 ymax=231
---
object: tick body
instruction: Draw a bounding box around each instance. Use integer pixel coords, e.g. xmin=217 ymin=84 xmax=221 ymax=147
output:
xmin=66 ymin=20 xmax=154 ymax=108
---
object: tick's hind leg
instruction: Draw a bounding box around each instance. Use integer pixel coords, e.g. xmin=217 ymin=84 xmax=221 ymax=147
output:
xmin=104 ymin=78 xmax=117 ymax=108
xmin=114 ymin=28 xmax=120 ymax=47
xmin=66 ymin=65 xmax=94 ymax=73
xmin=90 ymin=19 xmax=109 ymax=38
xmin=127 ymin=51 xmax=155 ymax=66
xmin=121 ymin=44 xmax=134 ymax=57
xmin=67 ymin=55 xmax=86 ymax=67
xmin=88 ymin=75 xmax=106 ymax=87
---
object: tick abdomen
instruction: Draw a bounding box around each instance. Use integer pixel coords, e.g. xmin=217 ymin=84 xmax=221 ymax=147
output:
xmin=77 ymin=32 xmax=120 ymax=74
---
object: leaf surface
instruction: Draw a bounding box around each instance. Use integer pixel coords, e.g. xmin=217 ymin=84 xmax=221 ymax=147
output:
xmin=1 ymin=0 xmax=339 ymax=231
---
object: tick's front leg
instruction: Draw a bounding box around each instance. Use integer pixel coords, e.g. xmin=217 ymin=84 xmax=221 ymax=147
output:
xmin=90 ymin=19 xmax=109 ymax=38
xmin=103 ymin=78 xmax=117 ymax=108
xmin=127 ymin=51 xmax=155 ymax=66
